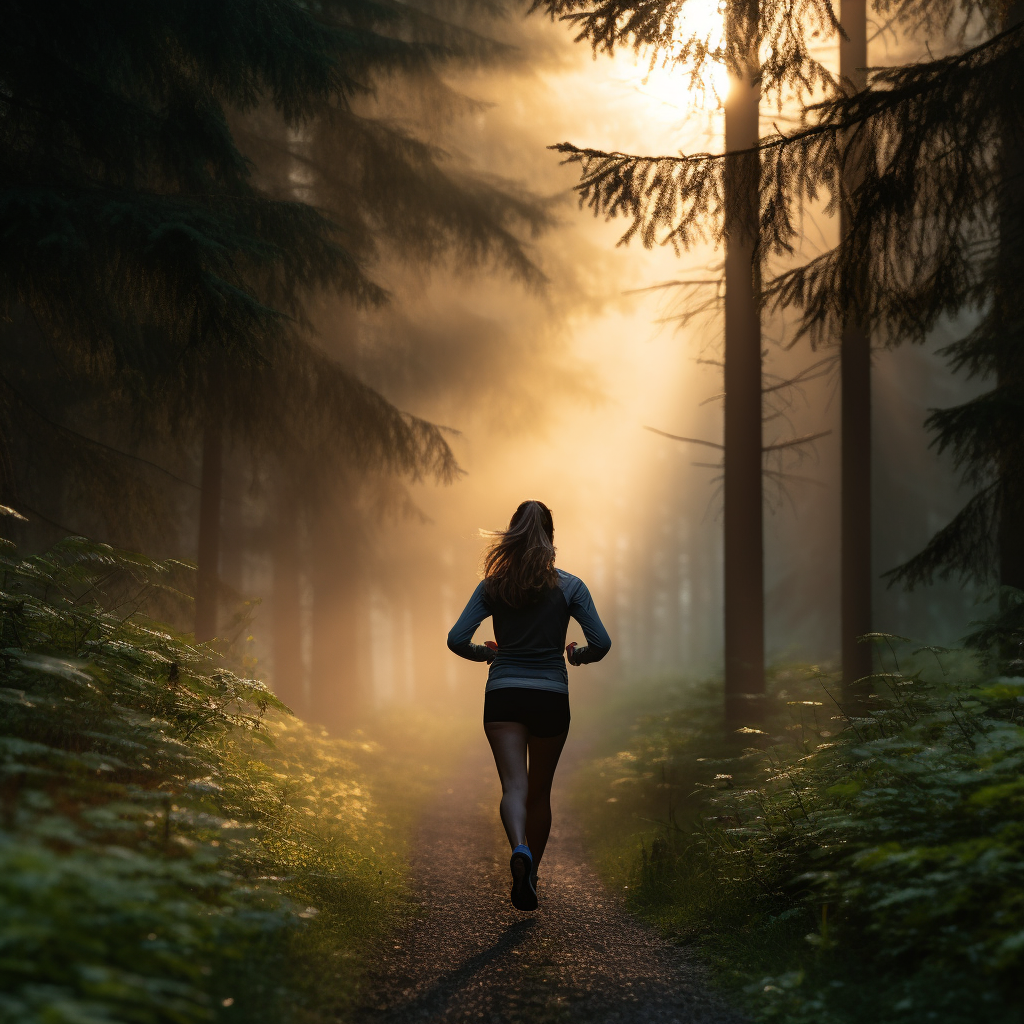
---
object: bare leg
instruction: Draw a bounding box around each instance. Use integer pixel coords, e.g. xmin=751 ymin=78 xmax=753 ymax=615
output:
xmin=484 ymin=721 xmax=529 ymax=849
xmin=524 ymin=731 xmax=568 ymax=872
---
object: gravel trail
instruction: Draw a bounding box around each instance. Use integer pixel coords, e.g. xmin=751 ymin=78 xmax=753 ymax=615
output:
xmin=353 ymin=737 xmax=744 ymax=1024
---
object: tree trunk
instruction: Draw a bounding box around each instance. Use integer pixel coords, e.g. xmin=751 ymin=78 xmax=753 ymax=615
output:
xmin=998 ymin=2 xmax=1024 ymax=594
xmin=219 ymin=451 xmax=244 ymax=601
xmin=723 ymin=1 xmax=764 ymax=725
xmin=272 ymin=492 xmax=304 ymax=714
xmin=309 ymin=506 xmax=362 ymax=731
xmin=194 ymin=366 xmax=223 ymax=643
xmin=839 ymin=0 xmax=874 ymax=701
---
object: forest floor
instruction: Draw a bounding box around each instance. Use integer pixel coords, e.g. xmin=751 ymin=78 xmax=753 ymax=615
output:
xmin=351 ymin=737 xmax=744 ymax=1024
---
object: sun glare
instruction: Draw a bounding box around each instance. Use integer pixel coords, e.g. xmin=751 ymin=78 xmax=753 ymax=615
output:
xmin=637 ymin=0 xmax=730 ymax=111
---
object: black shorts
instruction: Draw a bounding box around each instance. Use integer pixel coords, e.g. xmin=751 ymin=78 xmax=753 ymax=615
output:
xmin=483 ymin=687 xmax=570 ymax=738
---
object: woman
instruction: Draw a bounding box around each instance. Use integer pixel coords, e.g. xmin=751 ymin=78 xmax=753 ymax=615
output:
xmin=447 ymin=500 xmax=611 ymax=912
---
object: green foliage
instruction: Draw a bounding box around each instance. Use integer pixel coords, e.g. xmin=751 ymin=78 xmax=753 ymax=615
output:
xmin=0 ymin=535 xmax=413 ymax=1024
xmin=577 ymin=648 xmax=1024 ymax=1024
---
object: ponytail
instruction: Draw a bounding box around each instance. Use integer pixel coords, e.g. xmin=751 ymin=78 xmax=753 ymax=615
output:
xmin=483 ymin=500 xmax=558 ymax=607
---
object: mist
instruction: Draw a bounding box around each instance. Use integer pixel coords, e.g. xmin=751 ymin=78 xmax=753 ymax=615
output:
xmin=228 ymin=6 xmax=986 ymax=726
xmin=0 ymin=3 xmax=984 ymax=730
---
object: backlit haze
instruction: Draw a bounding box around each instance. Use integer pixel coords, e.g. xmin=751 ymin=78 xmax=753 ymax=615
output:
xmin=247 ymin=7 xmax=982 ymax=717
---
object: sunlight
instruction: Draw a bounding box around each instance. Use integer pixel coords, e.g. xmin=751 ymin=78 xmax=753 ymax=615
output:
xmin=635 ymin=0 xmax=730 ymax=111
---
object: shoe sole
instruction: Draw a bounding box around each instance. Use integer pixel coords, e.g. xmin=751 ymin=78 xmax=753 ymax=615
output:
xmin=510 ymin=851 xmax=537 ymax=912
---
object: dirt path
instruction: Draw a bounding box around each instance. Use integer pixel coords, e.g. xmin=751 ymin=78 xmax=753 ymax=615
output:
xmin=353 ymin=736 xmax=744 ymax=1024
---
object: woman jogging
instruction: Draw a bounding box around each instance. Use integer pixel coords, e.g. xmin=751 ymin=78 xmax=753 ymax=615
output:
xmin=447 ymin=500 xmax=611 ymax=912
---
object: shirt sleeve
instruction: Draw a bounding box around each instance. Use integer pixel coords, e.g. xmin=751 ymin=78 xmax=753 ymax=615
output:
xmin=446 ymin=581 xmax=496 ymax=663
xmin=564 ymin=577 xmax=612 ymax=665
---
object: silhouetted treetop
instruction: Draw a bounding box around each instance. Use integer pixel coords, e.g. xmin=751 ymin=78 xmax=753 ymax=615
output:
xmin=547 ymin=19 xmax=1024 ymax=347
xmin=531 ymin=0 xmax=842 ymax=100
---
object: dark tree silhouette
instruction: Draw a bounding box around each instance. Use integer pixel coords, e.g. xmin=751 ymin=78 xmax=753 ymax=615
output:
xmin=0 ymin=2 xmax=455 ymax=578
xmin=754 ymin=10 xmax=1024 ymax=594
xmin=0 ymin=2 xmax=547 ymax=669
xmin=838 ymin=0 xmax=872 ymax=699
xmin=721 ymin=0 xmax=766 ymax=722
xmin=888 ymin=5 xmax=1024 ymax=597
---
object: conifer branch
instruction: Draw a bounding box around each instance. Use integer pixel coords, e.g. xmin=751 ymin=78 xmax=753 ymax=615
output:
xmin=761 ymin=430 xmax=830 ymax=452
xmin=644 ymin=426 xmax=723 ymax=448
xmin=530 ymin=0 xmax=842 ymax=100
xmin=885 ymin=483 xmax=999 ymax=587
xmin=0 ymin=374 xmax=202 ymax=492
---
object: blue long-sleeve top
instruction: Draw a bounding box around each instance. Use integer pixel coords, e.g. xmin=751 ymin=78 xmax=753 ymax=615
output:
xmin=447 ymin=569 xmax=611 ymax=694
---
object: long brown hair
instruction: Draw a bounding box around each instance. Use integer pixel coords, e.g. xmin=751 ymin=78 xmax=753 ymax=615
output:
xmin=483 ymin=500 xmax=558 ymax=607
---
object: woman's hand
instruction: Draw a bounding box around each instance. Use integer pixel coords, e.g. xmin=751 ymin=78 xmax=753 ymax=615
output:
xmin=484 ymin=641 xmax=498 ymax=651
xmin=565 ymin=641 xmax=578 ymax=665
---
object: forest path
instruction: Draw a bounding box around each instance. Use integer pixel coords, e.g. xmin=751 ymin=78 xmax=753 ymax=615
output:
xmin=352 ymin=737 xmax=744 ymax=1024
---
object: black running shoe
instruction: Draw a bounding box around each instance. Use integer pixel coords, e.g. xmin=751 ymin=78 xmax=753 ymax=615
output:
xmin=509 ymin=845 xmax=537 ymax=911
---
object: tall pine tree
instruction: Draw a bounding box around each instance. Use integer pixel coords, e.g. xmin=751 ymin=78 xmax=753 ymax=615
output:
xmin=721 ymin=0 xmax=766 ymax=721
xmin=755 ymin=6 xmax=1024 ymax=599
xmin=838 ymin=0 xmax=872 ymax=699
xmin=532 ymin=0 xmax=840 ymax=718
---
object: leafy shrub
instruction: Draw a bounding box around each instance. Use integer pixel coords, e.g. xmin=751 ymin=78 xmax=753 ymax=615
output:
xmin=582 ymin=652 xmax=1024 ymax=1024
xmin=0 ymin=535 xmax=404 ymax=1024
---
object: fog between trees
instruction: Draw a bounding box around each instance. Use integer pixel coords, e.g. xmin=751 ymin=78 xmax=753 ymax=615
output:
xmin=1 ymin=1 xmax=986 ymax=731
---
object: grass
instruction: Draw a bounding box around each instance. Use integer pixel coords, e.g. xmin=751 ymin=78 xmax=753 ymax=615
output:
xmin=219 ymin=708 xmax=472 ymax=1023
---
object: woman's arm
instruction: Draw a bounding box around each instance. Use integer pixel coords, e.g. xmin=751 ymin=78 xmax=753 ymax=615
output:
xmin=564 ymin=577 xmax=611 ymax=665
xmin=446 ymin=581 xmax=496 ymax=663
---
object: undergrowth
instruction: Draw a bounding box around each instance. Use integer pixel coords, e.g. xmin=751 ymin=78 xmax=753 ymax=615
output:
xmin=0 ymin=533 xmax=458 ymax=1024
xmin=575 ymin=640 xmax=1024 ymax=1024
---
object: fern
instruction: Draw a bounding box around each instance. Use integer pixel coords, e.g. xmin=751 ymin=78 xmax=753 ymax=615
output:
xmin=0 ymin=534 xmax=403 ymax=1024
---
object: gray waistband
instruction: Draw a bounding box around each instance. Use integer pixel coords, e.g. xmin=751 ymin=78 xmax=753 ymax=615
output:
xmin=484 ymin=677 xmax=568 ymax=695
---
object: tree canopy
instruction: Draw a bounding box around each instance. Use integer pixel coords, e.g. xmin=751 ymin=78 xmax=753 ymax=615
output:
xmin=0 ymin=1 xmax=548 ymax=538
